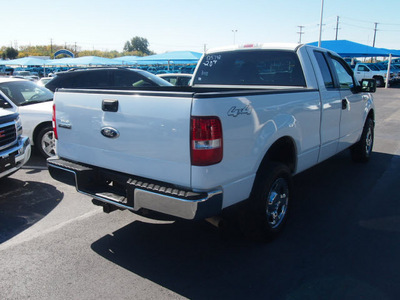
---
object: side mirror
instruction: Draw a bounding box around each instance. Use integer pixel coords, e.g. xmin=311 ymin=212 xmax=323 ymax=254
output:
xmin=361 ymin=78 xmax=376 ymax=93
xmin=0 ymin=95 xmax=12 ymax=109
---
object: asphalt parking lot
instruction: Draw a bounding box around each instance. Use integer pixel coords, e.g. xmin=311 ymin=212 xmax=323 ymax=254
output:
xmin=0 ymin=87 xmax=400 ymax=300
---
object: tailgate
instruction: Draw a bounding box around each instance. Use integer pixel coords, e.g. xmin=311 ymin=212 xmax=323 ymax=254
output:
xmin=54 ymin=89 xmax=194 ymax=187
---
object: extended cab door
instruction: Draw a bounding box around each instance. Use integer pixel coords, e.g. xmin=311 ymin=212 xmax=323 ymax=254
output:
xmin=310 ymin=50 xmax=342 ymax=162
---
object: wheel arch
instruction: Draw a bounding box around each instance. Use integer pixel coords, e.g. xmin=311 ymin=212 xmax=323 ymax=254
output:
xmin=32 ymin=121 xmax=52 ymax=146
xmin=367 ymin=108 xmax=375 ymax=123
xmin=257 ymin=136 xmax=297 ymax=175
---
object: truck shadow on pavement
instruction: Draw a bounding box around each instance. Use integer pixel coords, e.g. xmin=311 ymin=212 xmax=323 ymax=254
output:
xmin=0 ymin=152 xmax=63 ymax=244
xmin=91 ymin=150 xmax=400 ymax=300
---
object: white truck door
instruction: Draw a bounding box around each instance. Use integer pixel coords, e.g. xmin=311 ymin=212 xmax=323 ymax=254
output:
xmin=329 ymin=57 xmax=366 ymax=152
xmin=310 ymin=50 xmax=342 ymax=162
xmin=354 ymin=64 xmax=369 ymax=82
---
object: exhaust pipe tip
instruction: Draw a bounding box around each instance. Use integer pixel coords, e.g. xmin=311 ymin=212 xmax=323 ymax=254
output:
xmin=205 ymin=216 xmax=224 ymax=228
xmin=92 ymin=199 xmax=119 ymax=214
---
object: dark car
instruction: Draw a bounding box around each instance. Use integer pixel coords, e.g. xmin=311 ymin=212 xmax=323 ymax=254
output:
xmin=45 ymin=67 xmax=172 ymax=92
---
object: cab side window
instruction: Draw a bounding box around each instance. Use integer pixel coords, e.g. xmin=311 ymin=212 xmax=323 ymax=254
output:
xmin=314 ymin=51 xmax=334 ymax=88
xmin=357 ymin=65 xmax=368 ymax=72
xmin=331 ymin=58 xmax=354 ymax=89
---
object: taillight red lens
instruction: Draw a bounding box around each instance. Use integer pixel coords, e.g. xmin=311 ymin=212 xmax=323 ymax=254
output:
xmin=191 ymin=116 xmax=223 ymax=166
xmin=52 ymin=103 xmax=58 ymax=140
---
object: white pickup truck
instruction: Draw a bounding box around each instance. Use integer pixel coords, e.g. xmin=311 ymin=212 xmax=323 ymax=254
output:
xmin=0 ymin=94 xmax=31 ymax=179
xmin=48 ymin=44 xmax=376 ymax=240
xmin=353 ymin=63 xmax=392 ymax=87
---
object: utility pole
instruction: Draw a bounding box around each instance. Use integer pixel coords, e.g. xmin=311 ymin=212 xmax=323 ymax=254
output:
xmin=372 ymin=22 xmax=378 ymax=47
xmin=297 ymin=26 xmax=305 ymax=44
xmin=232 ymin=29 xmax=238 ymax=45
xmin=335 ymin=16 xmax=340 ymax=40
xmin=50 ymin=38 xmax=53 ymax=57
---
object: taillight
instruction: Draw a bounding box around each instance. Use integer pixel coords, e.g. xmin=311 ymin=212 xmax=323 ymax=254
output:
xmin=191 ymin=116 xmax=223 ymax=166
xmin=52 ymin=103 xmax=58 ymax=140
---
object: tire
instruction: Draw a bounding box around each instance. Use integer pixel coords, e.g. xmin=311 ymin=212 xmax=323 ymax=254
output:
xmin=374 ymin=76 xmax=384 ymax=87
xmin=35 ymin=125 xmax=56 ymax=158
xmin=351 ymin=118 xmax=374 ymax=163
xmin=245 ymin=162 xmax=293 ymax=241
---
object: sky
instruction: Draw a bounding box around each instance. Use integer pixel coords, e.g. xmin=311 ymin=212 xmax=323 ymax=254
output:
xmin=2 ymin=0 xmax=400 ymax=54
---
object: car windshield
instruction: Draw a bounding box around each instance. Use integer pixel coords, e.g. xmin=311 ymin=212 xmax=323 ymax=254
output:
xmin=368 ymin=64 xmax=380 ymax=71
xmin=0 ymin=80 xmax=53 ymax=106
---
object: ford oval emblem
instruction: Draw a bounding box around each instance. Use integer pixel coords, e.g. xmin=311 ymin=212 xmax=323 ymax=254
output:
xmin=101 ymin=127 xmax=120 ymax=139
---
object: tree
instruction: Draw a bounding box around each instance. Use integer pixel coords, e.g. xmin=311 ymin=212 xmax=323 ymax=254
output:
xmin=4 ymin=47 xmax=18 ymax=59
xmin=123 ymin=37 xmax=152 ymax=55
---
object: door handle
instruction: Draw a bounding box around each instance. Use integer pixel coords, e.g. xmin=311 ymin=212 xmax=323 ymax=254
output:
xmin=102 ymin=99 xmax=119 ymax=112
xmin=342 ymin=99 xmax=348 ymax=110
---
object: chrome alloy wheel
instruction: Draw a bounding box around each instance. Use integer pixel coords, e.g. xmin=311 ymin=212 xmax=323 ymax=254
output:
xmin=41 ymin=130 xmax=56 ymax=157
xmin=365 ymin=126 xmax=373 ymax=156
xmin=266 ymin=178 xmax=289 ymax=229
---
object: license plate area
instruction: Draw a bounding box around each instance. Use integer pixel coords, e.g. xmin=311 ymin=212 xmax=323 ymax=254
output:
xmin=0 ymin=154 xmax=16 ymax=172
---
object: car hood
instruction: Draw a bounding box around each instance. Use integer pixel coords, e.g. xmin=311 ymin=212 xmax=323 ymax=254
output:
xmin=18 ymin=100 xmax=53 ymax=114
xmin=0 ymin=108 xmax=17 ymax=117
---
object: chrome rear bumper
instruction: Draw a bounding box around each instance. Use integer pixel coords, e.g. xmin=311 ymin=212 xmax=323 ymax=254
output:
xmin=47 ymin=157 xmax=222 ymax=220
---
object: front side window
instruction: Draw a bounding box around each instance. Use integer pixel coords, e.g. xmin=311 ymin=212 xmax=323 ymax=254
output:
xmin=331 ymin=58 xmax=354 ymax=89
xmin=193 ymin=49 xmax=306 ymax=86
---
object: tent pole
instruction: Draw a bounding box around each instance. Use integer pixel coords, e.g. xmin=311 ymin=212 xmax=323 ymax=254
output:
xmin=318 ymin=0 xmax=324 ymax=47
xmin=385 ymin=53 xmax=392 ymax=89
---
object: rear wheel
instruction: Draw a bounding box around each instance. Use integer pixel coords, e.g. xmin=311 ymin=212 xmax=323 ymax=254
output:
xmin=245 ymin=162 xmax=292 ymax=241
xmin=351 ymin=118 xmax=374 ymax=163
xmin=35 ymin=125 xmax=56 ymax=158
xmin=374 ymin=76 xmax=384 ymax=87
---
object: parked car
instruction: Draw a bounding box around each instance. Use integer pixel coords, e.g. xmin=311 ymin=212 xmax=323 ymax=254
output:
xmin=157 ymin=73 xmax=193 ymax=86
xmin=0 ymin=94 xmax=31 ymax=179
xmin=12 ymin=71 xmax=39 ymax=81
xmin=374 ymin=63 xmax=400 ymax=83
xmin=45 ymin=67 xmax=172 ymax=92
xmin=353 ymin=63 xmax=392 ymax=86
xmin=36 ymin=77 xmax=54 ymax=87
xmin=0 ymin=78 xmax=54 ymax=158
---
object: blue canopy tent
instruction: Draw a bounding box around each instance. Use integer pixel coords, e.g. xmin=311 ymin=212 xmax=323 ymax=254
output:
xmin=112 ymin=56 xmax=139 ymax=65
xmin=46 ymin=56 xmax=123 ymax=66
xmin=307 ymin=40 xmax=400 ymax=57
xmin=136 ymin=51 xmax=202 ymax=65
xmin=0 ymin=57 xmax=49 ymax=66
xmin=44 ymin=57 xmax=74 ymax=66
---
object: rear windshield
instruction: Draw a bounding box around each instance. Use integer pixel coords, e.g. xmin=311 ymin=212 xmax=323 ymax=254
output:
xmin=193 ymin=49 xmax=306 ymax=87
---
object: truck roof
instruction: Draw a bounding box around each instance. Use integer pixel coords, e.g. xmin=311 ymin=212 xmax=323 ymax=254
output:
xmin=206 ymin=43 xmax=302 ymax=54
